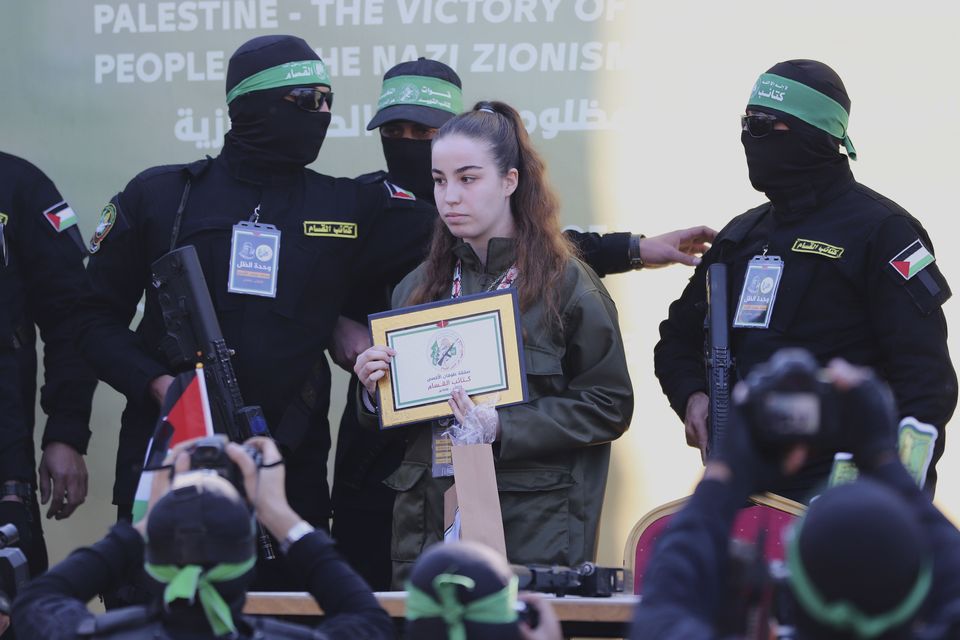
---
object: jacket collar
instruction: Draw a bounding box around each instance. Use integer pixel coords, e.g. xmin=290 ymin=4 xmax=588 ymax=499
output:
xmin=452 ymin=238 xmax=517 ymax=275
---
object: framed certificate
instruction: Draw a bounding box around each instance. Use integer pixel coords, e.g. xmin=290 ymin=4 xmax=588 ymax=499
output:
xmin=369 ymin=289 xmax=527 ymax=429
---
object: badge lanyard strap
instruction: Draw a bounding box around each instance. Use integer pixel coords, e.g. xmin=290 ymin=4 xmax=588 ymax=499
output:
xmin=450 ymin=259 xmax=519 ymax=299
xmin=169 ymin=177 xmax=264 ymax=252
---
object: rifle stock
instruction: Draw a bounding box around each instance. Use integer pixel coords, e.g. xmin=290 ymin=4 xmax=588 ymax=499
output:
xmin=705 ymin=263 xmax=732 ymax=454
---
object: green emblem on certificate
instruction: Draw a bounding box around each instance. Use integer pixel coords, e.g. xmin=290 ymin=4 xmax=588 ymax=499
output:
xmin=368 ymin=290 xmax=528 ymax=429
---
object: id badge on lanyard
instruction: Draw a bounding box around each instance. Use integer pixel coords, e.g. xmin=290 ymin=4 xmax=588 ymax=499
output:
xmin=733 ymin=255 xmax=784 ymax=329
xmin=432 ymin=421 xmax=455 ymax=478
xmin=228 ymin=221 xmax=281 ymax=298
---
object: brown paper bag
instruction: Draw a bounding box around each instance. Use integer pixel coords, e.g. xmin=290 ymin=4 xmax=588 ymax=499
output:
xmin=446 ymin=443 xmax=507 ymax=557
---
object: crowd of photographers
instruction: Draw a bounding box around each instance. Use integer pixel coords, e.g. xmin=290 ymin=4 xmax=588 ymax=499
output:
xmin=6 ymin=352 xmax=960 ymax=639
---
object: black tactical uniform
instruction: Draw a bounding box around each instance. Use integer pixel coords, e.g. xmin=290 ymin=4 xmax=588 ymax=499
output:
xmin=73 ymin=36 xmax=418 ymax=593
xmin=76 ymin=147 xmax=409 ymax=523
xmin=655 ymin=60 xmax=957 ymax=498
xmin=0 ymin=151 xmax=97 ymax=576
xmin=331 ymin=170 xmax=436 ymax=590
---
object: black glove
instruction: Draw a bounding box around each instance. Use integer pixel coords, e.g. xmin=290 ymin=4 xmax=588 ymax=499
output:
xmin=837 ymin=374 xmax=899 ymax=472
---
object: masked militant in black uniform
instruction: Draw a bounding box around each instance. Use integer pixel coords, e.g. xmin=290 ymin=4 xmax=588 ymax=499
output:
xmin=654 ymin=59 xmax=957 ymax=499
xmin=0 ymin=152 xmax=98 ymax=584
xmin=73 ymin=35 xmax=417 ymax=591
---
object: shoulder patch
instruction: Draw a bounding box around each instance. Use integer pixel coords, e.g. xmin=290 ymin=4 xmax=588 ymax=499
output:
xmin=0 ymin=212 xmax=7 ymax=226
xmin=384 ymin=180 xmax=416 ymax=201
xmin=889 ymin=239 xmax=934 ymax=280
xmin=42 ymin=201 xmax=78 ymax=232
xmin=88 ymin=202 xmax=118 ymax=254
xmin=791 ymin=238 xmax=844 ymax=259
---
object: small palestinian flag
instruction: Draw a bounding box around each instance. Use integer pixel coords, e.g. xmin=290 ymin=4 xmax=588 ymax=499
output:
xmin=385 ymin=181 xmax=416 ymax=201
xmin=131 ymin=366 xmax=214 ymax=523
xmin=42 ymin=201 xmax=78 ymax=232
xmin=890 ymin=239 xmax=935 ymax=280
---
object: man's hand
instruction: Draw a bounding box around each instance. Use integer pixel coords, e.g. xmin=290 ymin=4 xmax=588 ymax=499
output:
xmin=149 ymin=374 xmax=175 ymax=407
xmin=38 ymin=442 xmax=88 ymax=520
xmin=684 ymin=391 xmax=710 ymax=462
xmin=330 ymin=316 xmax=373 ymax=373
xmin=638 ymin=226 xmax=717 ymax=268
xmin=518 ymin=593 xmax=563 ymax=640
xmin=227 ymin=437 xmax=301 ymax=540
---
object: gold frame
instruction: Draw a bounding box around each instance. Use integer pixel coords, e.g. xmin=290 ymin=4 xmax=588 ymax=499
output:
xmin=369 ymin=289 xmax=527 ymax=429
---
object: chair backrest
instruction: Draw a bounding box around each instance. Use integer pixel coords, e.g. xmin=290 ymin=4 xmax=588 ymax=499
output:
xmin=623 ymin=492 xmax=805 ymax=594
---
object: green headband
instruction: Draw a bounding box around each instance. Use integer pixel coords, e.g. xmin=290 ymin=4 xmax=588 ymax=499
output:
xmin=377 ymin=75 xmax=463 ymax=115
xmin=786 ymin=526 xmax=931 ymax=638
xmin=145 ymin=556 xmax=256 ymax=637
xmin=226 ymin=59 xmax=331 ymax=104
xmin=406 ymin=573 xmax=519 ymax=640
xmin=748 ymin=72 xmax=857 ymax=160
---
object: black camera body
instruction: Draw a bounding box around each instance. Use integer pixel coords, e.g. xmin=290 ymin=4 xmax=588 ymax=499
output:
xmin=515 ymin=562 xmax=624 ymax=598
xmin=738 ymin=349 xmax=840 ymax=451
xmin=0 ymin=524 xmax=29 ymax=615
xmin=187 ymin=436 xmax=262 ymax=497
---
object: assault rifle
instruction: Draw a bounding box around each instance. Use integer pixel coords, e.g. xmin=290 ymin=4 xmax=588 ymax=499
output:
xmin=151 ymin=245 xmax=270 ymax=442
xmin=704 ymin=263 xmax=733 ymax=454
xmin=513 ymin=563 xmax=624 ymax=598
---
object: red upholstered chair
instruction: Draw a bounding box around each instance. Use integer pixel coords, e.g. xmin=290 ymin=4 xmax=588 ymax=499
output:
xmin=623 ymin=492 xmax=806 ymax=594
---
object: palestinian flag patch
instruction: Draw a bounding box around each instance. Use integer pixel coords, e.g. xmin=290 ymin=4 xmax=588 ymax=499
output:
xmin=385 ymin=181 xmax=416 ymax=201
xmin=42 ymin=201 xmax=78 ymax=232
xmin=889 ymin=239 xmax=935 ymax=280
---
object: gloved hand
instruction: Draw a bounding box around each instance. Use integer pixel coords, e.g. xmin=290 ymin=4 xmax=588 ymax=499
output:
xmin=828 ymin=359 xmax=899 ymax=472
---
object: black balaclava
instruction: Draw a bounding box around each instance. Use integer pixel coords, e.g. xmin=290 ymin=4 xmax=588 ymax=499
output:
xmin=145 ymin=484 xmax=258 ymax=635
xmin=367 ymin=57 xmax=463 ymax=204
xmin=788 ymin=479 xmax=930 ymax=640
xmin=742 ymin=60 xmax=854 ymax=211
xmin=224 ymin=35 xmax=332 ymax=173
xmin=382 ymin=136 xmax=436 ymax=202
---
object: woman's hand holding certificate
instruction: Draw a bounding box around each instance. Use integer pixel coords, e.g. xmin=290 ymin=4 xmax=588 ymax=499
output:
xmin=354 ymin=345 xmax=396 ymax=397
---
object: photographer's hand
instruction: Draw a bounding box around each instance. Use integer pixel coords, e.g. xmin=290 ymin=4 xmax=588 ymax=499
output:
xmin=227 ymin=438 xmax=300 ymax=541
xmin=825 ymin=359 xmax=899 ymax=472
xmin=518 ymin=593 xmax=563 ymax=640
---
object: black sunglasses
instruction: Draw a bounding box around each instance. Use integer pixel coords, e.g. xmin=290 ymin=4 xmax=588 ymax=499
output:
xmin=286 ymin=87 xmax=334 ymax=112
xmin=741 ymin=113 xmax=781 ymax=138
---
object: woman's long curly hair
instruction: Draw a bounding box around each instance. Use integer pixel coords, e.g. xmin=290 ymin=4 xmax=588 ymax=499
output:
xmin=406 ymin=100 xmax=573 ymax=330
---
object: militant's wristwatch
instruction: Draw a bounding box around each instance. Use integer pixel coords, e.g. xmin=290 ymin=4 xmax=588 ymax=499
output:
xmin=0 ymin=481 xmax=32 ymax=501
xmin=628 ymin=234 xmax=646 ymax=270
